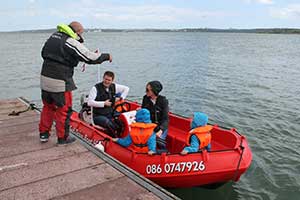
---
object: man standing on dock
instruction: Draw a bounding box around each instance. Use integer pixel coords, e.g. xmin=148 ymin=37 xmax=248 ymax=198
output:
xmin=39 ymin=21 xmax=112 ymax=144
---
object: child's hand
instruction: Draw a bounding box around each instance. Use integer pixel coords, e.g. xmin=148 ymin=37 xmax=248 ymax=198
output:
xmin=156 ymin=129 xmax=163 ymax=137
xmin=180 ymin=150 xmax=188 ymax=155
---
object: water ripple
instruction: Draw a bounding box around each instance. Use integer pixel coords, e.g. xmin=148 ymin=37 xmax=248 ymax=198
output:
xmin=1 ymin=32 xmax=300 ymax=200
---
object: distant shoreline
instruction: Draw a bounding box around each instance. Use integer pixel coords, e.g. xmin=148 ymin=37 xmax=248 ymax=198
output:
xmin=2 ymin=28 xmax=300 ymax=34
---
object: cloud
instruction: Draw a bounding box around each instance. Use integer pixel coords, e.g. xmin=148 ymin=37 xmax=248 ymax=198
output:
xmin=257 ymin=0 xmax=274 ymax=4
xmin=0 ymin=0 xmax=41 ymax=17
xmin=243 ymin=0 xmax=274 ymax=5
xmin=49 ymin=9 xmax=84 ymax=18
xmin=0 ymin=0 xmax=234 ymax=30
xmin=270 ymin=4 xmax=300 ymax=19
xmin=0 ymin=7 xmax=40 ymax=17
xmin=47 ymin=2 xmax=229 ymax=27
xmin=91 ymin=5 xmax=209 ymax=22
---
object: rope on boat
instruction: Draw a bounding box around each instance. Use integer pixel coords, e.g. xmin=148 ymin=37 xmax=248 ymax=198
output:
xmin=233 ymin=137 xmax=245 ymax=181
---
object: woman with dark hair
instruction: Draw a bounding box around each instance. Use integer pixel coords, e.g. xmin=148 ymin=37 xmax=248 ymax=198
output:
xmin=142 ymin=81 xmax=169 ymax=149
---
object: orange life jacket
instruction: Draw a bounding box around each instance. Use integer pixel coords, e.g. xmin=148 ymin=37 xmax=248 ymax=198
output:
xmin=130 ymin=122 xmax=156 ymax=153
xmin=114 ymin=99 xmax=128 ymax=112
xmin=186 ymin=125 xmax=213 ymax=149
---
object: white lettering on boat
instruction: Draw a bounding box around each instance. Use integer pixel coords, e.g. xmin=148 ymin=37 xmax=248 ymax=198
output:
xmin=146 ymin=161 xmax=205 ymax=175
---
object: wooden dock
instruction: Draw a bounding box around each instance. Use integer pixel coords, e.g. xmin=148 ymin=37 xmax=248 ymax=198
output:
xmin=0 ymin=98 xmax=179 ymax=200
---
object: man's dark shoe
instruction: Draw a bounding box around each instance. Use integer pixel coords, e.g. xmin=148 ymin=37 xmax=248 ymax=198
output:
xmin=57 ymin=136 xmax=76 ymax=145
xmin=40 ymin=132 xmax=49 ymax=143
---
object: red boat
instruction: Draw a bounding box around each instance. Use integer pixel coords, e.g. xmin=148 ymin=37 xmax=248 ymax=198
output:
xmin=70 ymin=100 xmax=252 ymax=188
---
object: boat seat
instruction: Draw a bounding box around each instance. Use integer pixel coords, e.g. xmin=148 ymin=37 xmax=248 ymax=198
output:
xmin=165 ymin=127 xmax=187 ymax=153
xmin=117 ymin=111 xmax=137 ymax=138
xmin=156 ymin=149 xmax=168 ymax=154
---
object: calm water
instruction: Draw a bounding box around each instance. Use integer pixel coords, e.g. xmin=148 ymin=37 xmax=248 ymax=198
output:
xmin=0 ymin=31 xmax=299 ymax=200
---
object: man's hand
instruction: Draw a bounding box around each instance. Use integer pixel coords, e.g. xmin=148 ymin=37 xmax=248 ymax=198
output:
xmin=148 ymin=150 xmax=155 ymax=155
xmin=156 ymin=129 xmax=163 ymax=138
xmin=104 ymin=100 xmax=112 ymax=107
xmin=109 ymin=54 xmax=112 ymax=62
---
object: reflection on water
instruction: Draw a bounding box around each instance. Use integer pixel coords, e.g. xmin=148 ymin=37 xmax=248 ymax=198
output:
xmin=169 ymin=183 xmax=238 ymax=200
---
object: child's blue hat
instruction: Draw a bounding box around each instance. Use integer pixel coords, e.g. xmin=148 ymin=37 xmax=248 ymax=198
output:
xmin=191 ymin=112 xmax=208 ymax=129
xmin=136 ymin=108 xmax=151 ymax=123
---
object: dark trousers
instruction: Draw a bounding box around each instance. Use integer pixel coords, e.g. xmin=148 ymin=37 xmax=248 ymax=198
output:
xmin=93 ymin=114 xmax=117 ymax=137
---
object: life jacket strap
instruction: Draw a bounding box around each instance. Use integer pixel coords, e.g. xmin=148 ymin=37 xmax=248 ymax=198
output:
xmin=133 ymin=143 xmax=148 ymax=148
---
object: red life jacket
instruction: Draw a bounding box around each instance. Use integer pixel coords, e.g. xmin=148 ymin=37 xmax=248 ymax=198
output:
xmin=186 ymin=125 xmax=213 ymax=149
xmin=130 ymin=122 xmax=156 ymax=153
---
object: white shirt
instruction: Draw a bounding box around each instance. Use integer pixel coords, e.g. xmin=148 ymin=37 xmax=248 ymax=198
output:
xmin=87 ymin=83 xmax=129 ymax=108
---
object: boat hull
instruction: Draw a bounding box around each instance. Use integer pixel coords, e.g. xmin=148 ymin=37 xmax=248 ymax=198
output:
xmin=70 ymin=101 xmax=252 ymax=188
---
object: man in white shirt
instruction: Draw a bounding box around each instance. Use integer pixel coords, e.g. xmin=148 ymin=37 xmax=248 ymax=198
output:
xmin=87 ymin=71 xmax=129 ymax=137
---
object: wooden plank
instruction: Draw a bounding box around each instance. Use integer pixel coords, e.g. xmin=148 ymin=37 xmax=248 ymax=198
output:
xmin=0 ymin=121 xmax=38 ymax=136
xmin=0 ymin=101 xmax=30 ymax=117
xmin=0 ymin=151 xmax=104 ymax=191
xmin=53 ymin=176 xmax=160 ymax=200
xmin=0 ymin=99 xmax=22 ymax=106
xmin=0 ymin=98 xmax=175 ymax=200
xmin=0 ymin=130 xmax=58 ymax=159
xmin=0 ymin=163 xmax=124 ymax=200
xmin=0 ymin=111 xmax=37 ymax=121
xmin=0 ymin=112 xmax=39 ymax=127
xmin=0 ymin=144 xmax=88 ymax=169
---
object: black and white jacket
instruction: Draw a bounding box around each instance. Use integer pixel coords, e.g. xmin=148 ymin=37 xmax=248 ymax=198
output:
xmin=40 ymin=31 xmax=110 ymax=92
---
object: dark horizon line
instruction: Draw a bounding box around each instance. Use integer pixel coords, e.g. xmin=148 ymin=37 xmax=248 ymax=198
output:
xmin=2 ymin=27 xmax=300 ymax=34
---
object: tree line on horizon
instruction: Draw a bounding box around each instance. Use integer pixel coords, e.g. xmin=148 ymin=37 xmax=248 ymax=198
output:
xmin=6 ymin=28 xmax=300 ymax=34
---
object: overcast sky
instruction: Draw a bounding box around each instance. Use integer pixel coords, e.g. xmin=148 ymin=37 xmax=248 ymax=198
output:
xmin=1 ymin=0 xmax=300 ymax=31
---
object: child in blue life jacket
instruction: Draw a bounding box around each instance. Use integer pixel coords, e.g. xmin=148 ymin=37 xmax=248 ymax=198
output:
xmin=112 ymin=108 xmax=157 ymax=155
xmin=180 ymin=112 xmax=212 ymax=155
